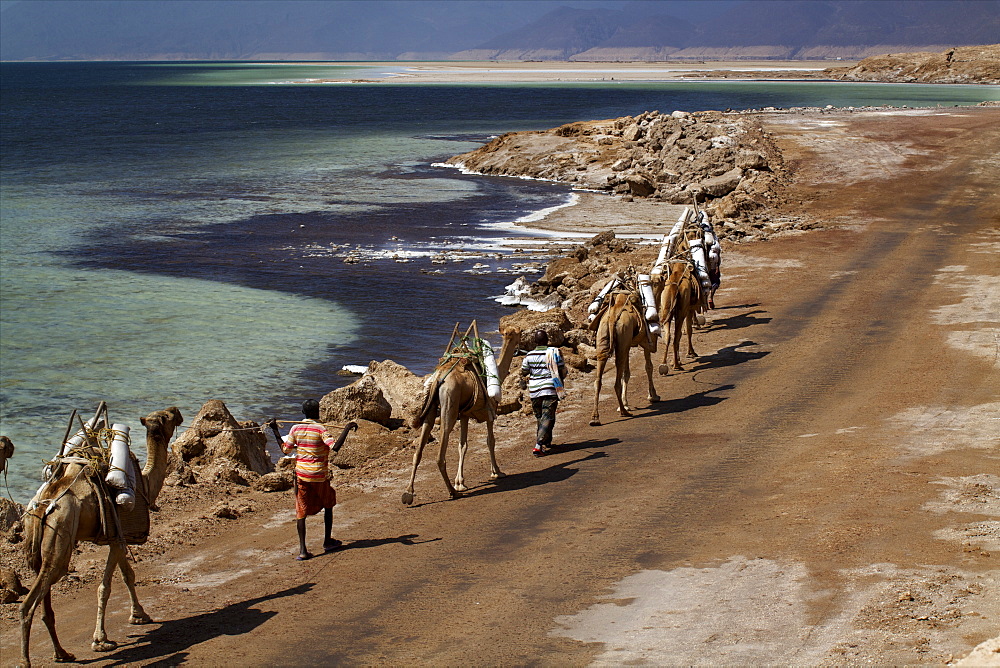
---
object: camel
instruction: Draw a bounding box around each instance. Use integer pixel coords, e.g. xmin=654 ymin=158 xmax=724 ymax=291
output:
xmin=696 ymin=211 xmax=722 ymax=310
xmin=590 ymin=279 xmax=660 ymax=426
xmin=0 ymin=434 xmax=13 ymax=475
xmin=680 ymin=226 xmax=712 ymax=323
xmin=402 ymin=322 xmax=520 ymax=505
xmin=656 ymin=259 xmax=702 ymax=375
xmin=655 ymin=206 xmax=716 ymax=325
xmin=20 ymin=405 xmax=183 ymax=668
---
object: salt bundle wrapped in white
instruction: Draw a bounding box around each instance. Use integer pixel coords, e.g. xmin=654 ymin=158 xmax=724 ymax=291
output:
xmin=105 ymin=424 xmax=136 ymax=511
xmin=638 ymin=274 xmax=661 ymax=336
xmin=482 ymin=340 xmax=502 ymax=401
xmin=587 ymin=275 xmax=621 ymax=324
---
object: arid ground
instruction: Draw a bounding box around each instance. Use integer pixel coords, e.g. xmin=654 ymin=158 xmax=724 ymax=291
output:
xmin=4 ymin=106 xmax=998 ymax=666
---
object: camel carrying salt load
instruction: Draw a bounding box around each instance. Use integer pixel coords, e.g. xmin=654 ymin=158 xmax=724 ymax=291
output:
xmin=20 ymin=403 xmax=183 ymax=668
xmin=587 ymin=268 xmax=660 ymax=341
xmin=649 ymin=204 xmax=720 ymax=322
xmin=404 ymin=321 xmax=520 ymax=504
xmin=29 ymin=402 xmax=152 ymax=544
xmin=696 ymin=210 xmax=722 ymax=308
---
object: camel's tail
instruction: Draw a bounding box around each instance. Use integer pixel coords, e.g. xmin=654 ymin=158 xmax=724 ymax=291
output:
xmin=660 ymin=282 xmax=679 ymax=329
xmin=413 ymin=369 xmax=443 ymax=429
xmin=23 ymin=506 xmax=44 ymax=573
xmin=599 ymin=295 xmax=629 ymax=363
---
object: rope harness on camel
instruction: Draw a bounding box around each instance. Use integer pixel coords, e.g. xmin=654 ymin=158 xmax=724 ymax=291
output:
xmin=417 ymin=322 xmax=499 ymax=423
xmin=27 ymin=410 xmax=150 ymax=555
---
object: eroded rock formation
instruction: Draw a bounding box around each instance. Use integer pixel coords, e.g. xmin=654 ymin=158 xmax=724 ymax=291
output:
xmin=448 ymin=110 xmax=786 ymax=221
xmin=825 ymin=44 xmax=1000 ymax=84
xmin=171 ymin=400 xmax=272 ymax=483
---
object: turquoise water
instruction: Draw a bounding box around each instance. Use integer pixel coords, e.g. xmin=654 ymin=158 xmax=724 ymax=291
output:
xmin=140 ymin=62 xmax=408 ymax=86
xmin=2 ymin=61 xmax=996 ymax=504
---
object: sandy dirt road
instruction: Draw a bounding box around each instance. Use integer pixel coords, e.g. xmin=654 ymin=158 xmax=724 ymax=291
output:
xmin=6 ymin=107 xmax=998 ymax=666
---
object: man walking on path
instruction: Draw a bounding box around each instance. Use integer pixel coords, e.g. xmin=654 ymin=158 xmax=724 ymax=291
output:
xmin=520 ymin=330 xmax=566 ymax=457
xmin=281 ymin=399 xmax=343 ymax=560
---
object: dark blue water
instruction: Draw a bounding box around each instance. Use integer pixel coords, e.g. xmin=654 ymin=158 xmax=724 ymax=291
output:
xmin=1 ymin=61 xmax=996 ymax=502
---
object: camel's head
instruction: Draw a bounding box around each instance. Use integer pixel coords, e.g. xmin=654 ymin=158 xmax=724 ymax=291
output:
xmin=498 ymin=322 xmax=521 ymax=343
xmin=649 ymin=269 xmax=665 ymax=296
xmin=140 ymin=406 xmax=184 ymax=444
xmin=0 ymin=435 xmax=12 ymax=473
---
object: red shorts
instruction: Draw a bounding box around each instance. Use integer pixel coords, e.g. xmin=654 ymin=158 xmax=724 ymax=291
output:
xmin=295 ymin=479 xmax=336 ymax=519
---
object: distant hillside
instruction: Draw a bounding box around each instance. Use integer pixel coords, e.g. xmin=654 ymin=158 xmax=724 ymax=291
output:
xmin=1 ymin=0 xmax=997 ymax=62
xmin=455 ymin=6 xmax=698 ymax=61
xmin=486 ymin=0 xmax=1000 ymax=61
xmin=674 ymin=0 xmax=1000 ymax=60
xmin=0 ymin=0 xmax=734 ymax=61
xmin=825 ymin=44 xmax=1000 ymax=84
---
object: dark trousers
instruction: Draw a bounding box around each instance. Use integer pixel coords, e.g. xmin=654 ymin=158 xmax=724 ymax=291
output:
xmin=531 ymin=395 xmax=559 ymax=447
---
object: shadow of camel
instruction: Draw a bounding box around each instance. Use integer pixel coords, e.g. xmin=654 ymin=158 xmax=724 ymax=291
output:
xmin=408 ymin=449 xmax=613 ymax=507
xmin=640 ymin=385 xmax=734 ymax=419
xmin=332 ymin=533 xmax=440 ymax=554
xmin=469 ymin=450 xmax=611 ymax=498
xmin=101 ymin=583 xmax=313 ymax=665
xmin=689 ymin=341 xmax=770 ymax=372
xmin=661 ymin=340 xmax=768 ymax=377
xmin=703 ymin=309 xmax=772 ymax=332
xmin=710 ymin=303 xmax=759 ymax=310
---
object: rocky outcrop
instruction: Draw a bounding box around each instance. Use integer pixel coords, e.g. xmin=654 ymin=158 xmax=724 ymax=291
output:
xmin=0 ymin=498 xmax=23 ymax=534
xmin=331 ymin=419 xmax=413 ymax=470
xmin=171 ymin=400 xmax=272 ymax=478
xmin=0 ymin=566 xmax=27 ymax=604
xmin=320 ymin=375 xmax=393 ymax=426
xmin=448 ymin=110 xmax=786 ymax=222
xmin=252 ymin=471 xmax=294 ymax=492
xmin=825 ymin=44 xmax=1000 ymax=84
xmin=359 ymin=360 xmax=428 ymax=426
xmin=503 ymin=231 xmax=658 ymax=326
xmin=500 ymin=302 xmax=575 ymax=350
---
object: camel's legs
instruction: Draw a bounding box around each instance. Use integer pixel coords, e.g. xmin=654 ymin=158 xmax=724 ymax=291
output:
xmin=685 ymin=308 xmax=698 ymax=358
xmin=658 ymin=319 xmax=673 ymax=374
xmin=402 ymin=418 xmax=435 ymax=504
xmin=91 ymin=544 xmax=149 ymax=651
xmin=453 ymin=417 xmax=470 ymax=492
xmin=92 ymin=547 xmax=121 ymax=651
xmin=117 ymin=547 xmax=152 ymax=624
xmin=614 ymin=337 xmax=632 ymax=417
xmin=643 ymin=346 xmax=660 ymax=403
xmin=590 ymin=357 xmax=609 ymax=425
xmin=673 ymin=313 xmax=685 ymax=370
xmin=22 ymin=508 xmax=80 ymax=667
xmin=21 ymin=546 xmax=75 ymax=666
xmin=436 ymin=394 xmax=460 ymax=499
xmin=42 ymin=590 xmax=75 ymax=663
xmin=658 ymin=284 xmax=678 ymax=375
xmin=484 ymin=415 xmax=503 ymax=481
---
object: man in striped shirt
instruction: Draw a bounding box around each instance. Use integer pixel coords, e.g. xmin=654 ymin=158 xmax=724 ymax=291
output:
xmin=282 ymin=399 xmax=340 ymax=560
xmin=520 ymin=330 xmax=566 ymax=457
